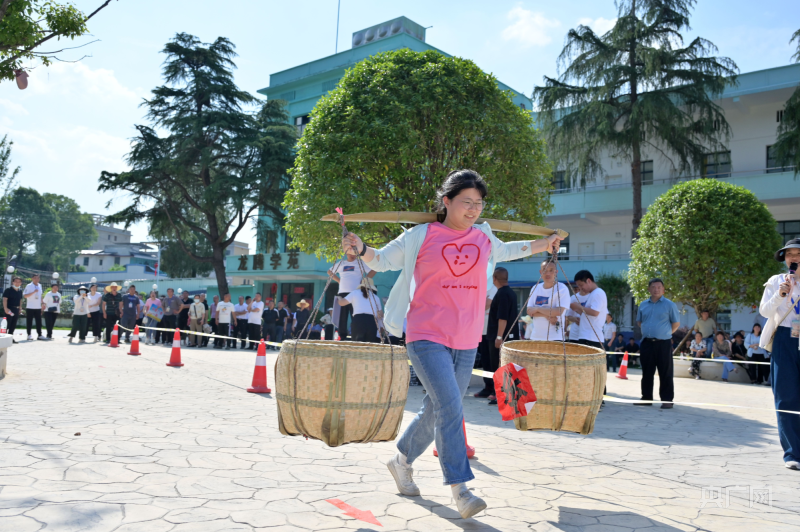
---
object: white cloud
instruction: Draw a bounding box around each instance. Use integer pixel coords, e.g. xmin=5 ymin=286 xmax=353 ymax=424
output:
xmin=0 ymin=98 xmax=29 ymax=115
xmin=502 ymin=6 xmax=561 ymax=47
xmin=27 ymin=62 xmax=146 ymax=104
xmin=577 ymin=17 xmax=618 ymax=35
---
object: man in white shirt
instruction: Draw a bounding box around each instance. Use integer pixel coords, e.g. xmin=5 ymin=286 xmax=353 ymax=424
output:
xmin=246 ymin=293 xmax=265 ymax=350
xmin=526 ymin=261 xmax=571 ymax=341
xmin=215 ymin=293 xmax=237 ymax=350
xmin=570 ymin=270 xmax=608 ymax=349
xmin=234 ymin=296 xmax=249 ymax=349
xmin=566 ymin=290 xmax=587 ymax=342
xmin=23 ymin=274 xmax=45 ymax=341
xmin=329 ymin=247 xmax=376 ymax=340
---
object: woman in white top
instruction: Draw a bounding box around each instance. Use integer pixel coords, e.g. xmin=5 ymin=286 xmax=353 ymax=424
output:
xmin=188 ymin=296 xmax=206 ymax=347
xmin=87 ymin=284 xmax=103 ymax=342
xmin=759 ymin=238 xmax=800 ymax=469
xmin=603 ymin=314 xmax=617 ymax=349
xmin=68 ymin=286 xmax=91 ymax=343
xmin=337 ymin=277 xmax=382 ymax=343
xmin=526 ymin=260 xmax=570 ymax=342
xmin=745 ymin=323 xmax=770 ymax=385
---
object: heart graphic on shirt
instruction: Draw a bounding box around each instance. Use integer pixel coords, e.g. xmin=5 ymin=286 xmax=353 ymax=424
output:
xmin=441 ymin=243 xmax=481 ymax=277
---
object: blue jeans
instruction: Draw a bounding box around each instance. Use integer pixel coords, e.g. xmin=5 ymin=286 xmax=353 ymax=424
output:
xmin=397 ymin=340 xmax=476 ymax=485
xmin=717 ymin=355 xmax=735 ymax=379
xmin=772 ymin=326 xmax=800 ymax=463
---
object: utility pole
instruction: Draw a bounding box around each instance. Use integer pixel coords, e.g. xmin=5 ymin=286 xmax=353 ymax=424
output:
xmin=335 ymin=0 xmax=341 ymax=54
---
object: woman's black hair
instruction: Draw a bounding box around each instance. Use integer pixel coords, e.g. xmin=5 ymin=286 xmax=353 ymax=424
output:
xmin=435 ymin=169 xmax=488 ymax=223
xmin=360 ymin=286 xmax=369 ymax=299
xmin=752 ymin=323 xmax=762 ymax=333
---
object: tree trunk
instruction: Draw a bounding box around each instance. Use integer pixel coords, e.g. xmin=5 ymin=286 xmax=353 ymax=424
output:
xmin=211 ymin=246 xmax=229 ymax=297
xmin=629 ymin=0 xmax=642 ymax=240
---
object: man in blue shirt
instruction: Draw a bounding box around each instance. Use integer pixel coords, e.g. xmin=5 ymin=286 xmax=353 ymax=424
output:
xmin=636 ymin=278 xmax=680 ymax=409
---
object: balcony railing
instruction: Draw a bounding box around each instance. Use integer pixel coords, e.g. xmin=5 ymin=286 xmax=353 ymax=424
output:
xmin=551 ymin=165 xmax=796 ymax=194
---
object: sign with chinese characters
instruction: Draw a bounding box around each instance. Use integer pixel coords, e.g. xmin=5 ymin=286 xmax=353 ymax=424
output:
xmin=236 ymin=252 xmax=303 ymax=271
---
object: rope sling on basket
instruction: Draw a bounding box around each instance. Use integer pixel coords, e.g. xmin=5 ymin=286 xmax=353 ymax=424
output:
xmin=275 ymin=209 xmax=410 ymax=447
xmin=498 ymin=246 xmax=607 ymax=435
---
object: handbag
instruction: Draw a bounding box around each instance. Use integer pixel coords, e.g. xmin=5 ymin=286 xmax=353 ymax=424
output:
xmin=146 ymin=304 xmax=164 ymax=323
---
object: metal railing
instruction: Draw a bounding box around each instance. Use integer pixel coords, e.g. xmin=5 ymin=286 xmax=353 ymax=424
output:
xmin=551 ymin=165 xmax=797 ymax=195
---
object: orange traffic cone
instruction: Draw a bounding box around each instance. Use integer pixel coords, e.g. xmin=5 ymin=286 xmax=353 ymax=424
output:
xmin=616 ymin=351 xmax=629 ymax=380
xmin=433 ymin=418 xmax=475 ymax=458
xmin=109 ymin=323 xmax=120 ymax=348
xmin=247 ymin=339 xmax=271 ymax=393
xmin=166 ymin=329 xmax=184 ymax=367
xmin=127 ymin=325 xmax=141 ymax=356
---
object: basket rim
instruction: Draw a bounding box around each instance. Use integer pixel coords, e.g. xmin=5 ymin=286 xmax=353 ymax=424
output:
xmin=501 ymin=339 xmax=605 ymax=357
xmin=283 ymin=339 xmax=406 ymax=351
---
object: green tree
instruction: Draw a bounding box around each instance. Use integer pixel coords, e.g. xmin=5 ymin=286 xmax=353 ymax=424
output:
xmin=37 ymin=193 xmax=96 ymax=270
xmin=596 ymin=271 xmax=630 ymax=325
xmin=108 ymin=263 xmax=125 ymax=272
xmin=0 ymin=0 xmax=114 ymax=82
xmin=149 ymin=214 xmax=214 ymax=278
xmin=0 ymin=134 xmax=19 ymax=199
xmin=534 ymin=0 xmax=738 ymax=237
xmin=628 ymin=180 xmax=782 ymax=317
xmin=284 ymin=49 xmax=552 ymax=261
xmin=0 ymin=187 xmax=61 ymax=266
xmin=98 ymin=33 xmax=296 ymax=296
xmin=772 ymin=29 xmax=800 ymax=176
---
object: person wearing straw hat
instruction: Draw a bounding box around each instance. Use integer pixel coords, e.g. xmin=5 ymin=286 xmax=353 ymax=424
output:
xmin=760 ymin=238 xmax=800 ymax=470
xmin=293 ymin=299 xmax=311 ymax=338
xmin=68 ymin=286 xmax=91 ymax=343
xmin=336 ymin=277 xmax=382 ymax=343
xmin=342 ymin=169 xmax=561 ymax=519
xmin=101 ymin=282 xmax=123 ymax=343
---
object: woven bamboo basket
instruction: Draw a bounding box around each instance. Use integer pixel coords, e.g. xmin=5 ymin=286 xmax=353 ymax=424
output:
xmin=275 ymin=339 xmax=410 ymax=447
xmin=500 ymin=340 xmax=606 ymax=435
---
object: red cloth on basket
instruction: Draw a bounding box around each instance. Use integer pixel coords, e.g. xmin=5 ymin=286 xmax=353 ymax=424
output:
xmin=493 ymin=363 xmax=537 ymax=421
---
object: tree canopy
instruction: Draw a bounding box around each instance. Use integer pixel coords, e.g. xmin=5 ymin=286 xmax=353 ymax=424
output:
xmin=0 ymin=134 xmax=19 ymax=200
xmin=628 ymin=179 xmax=782 ymax=315
xmin=98 ymin=33 xmax=296 ymax=296
xmin=284 ymin=49 xmax=552 ymax=261
xmin=772 ymin=29 xmax=800 ymax=176
xmin=534 ymin=0 xmax=738 ymax=236
xmin=0 ymin=0 xmax=113 ymax=83
xmin=596 ymin=271 xmax=630 ymax=325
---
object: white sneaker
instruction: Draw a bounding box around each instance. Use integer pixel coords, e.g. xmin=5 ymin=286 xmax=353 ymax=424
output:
xmin=452 ymin=484 xmax=487 ymax=519
xmin=38 ymin=335 xmax=46 ymax=340
xmin=68 ymin=337 xmax=73 ymax=343
xmin=27 ymin=335 xmax=33 ymax=341
xmin=386 ymin=453 xmax=420 ymax=496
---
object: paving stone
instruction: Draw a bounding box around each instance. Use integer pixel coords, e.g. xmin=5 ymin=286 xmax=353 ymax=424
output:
xmin=25 ymin=502 xmax=124 ymax=531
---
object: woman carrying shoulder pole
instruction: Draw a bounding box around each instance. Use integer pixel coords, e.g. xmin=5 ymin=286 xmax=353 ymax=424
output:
xmin=342 ymin=169 xmax=561 ymax=519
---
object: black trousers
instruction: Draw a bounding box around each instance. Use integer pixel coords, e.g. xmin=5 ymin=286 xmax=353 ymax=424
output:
xmin=178 ymin=314 xmax=189 ymax=341
xmin=752 ymin=353 xmax=770 ymax=384
xmin=235 ymin=320 xmax=248 ymax=347
xmin=639 ymin=338 xmax=674 ymax=402
xmin=324 ymin=324 xmax=335 ymax=340
xmin=337 ymin=292 xmax=353 ymax=340
xmin=479 ymin=334 xmax=493 ymax=391
xmin=44 ymin=311 xmax=58 ymax=338
xmin=580 ymin=339 xmax=607 ymax=397
xmin=263 ymin=324 xmax=276 ymax=347
xmin=105 ymin=314 xmax=119 ymax=342
xmin=204 ymin=318 xmax=215 ymax=347
xmin=351 ymin=314 xmax=378 ymax=343
xmin=26 ymin=308 xmax=42 ymax=336
xmin=89 ymin=311 xmax=102 ymax=339
xmin=5 ymin=308 xmax=20 ymax=335
xmin=161 ymin=315 xmax=177 ymax=343
xmin=248 ymin=322 xmax=261 ymax=347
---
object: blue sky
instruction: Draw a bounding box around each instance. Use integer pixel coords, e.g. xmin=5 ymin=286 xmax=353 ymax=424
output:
xmin=1 ymin=0 xmax=798 ymax=247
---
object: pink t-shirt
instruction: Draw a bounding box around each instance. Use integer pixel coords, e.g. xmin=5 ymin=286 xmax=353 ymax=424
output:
xmin=406 ymin=222 xmax=491 ymax=349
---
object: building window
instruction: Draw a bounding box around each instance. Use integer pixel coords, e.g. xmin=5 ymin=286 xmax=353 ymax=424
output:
xmin=82 ymin=257 xmax=89 ymax=266
xmin=777 ymin=221 xmax=800 ymax=243
xmin=99 ymin=259 xmax=103 ymax=266
xmin=225 ymin=249 xmax=231 ymax=256
xmin=295 ymin=115 xmax=310 ymax=137
xmin=778 ymin=110 xmax=785 ymax=123
xmin=108 ymin=235 xmax=111 ymax=240
xmin=702 ymin=151 xmax=731 ymax=178
xmin=552 ymin=171 xmax=567 ymax=193
xmin=716 ymin=309 xmax=731 ymax=336
xmin=558 ymin=235 xmax=569 ymax=260
xmin=519 ymin=103 xmax=526 ymax=110
xmin=641 ymin=160 xmax=653 ymax=185
xmin=114 ymin=257 xmax=120 ymax=265
xmin=767 ymin=145 xmax=791 ymax=173
xmin=114 ymin=236 xmax=117 ymax=241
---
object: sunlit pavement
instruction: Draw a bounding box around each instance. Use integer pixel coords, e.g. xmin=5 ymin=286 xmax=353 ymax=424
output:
xmin=0 ymin=330 xmax=797 ymax=531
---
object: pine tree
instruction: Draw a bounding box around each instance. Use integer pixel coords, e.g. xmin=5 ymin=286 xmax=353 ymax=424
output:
xmin=534 ymin=0 xmax=738 ymax=237
xmin=99 ymin=33 xmax=296 ymax=296
xmin=772 ymin=30 xmax=800 ymax=176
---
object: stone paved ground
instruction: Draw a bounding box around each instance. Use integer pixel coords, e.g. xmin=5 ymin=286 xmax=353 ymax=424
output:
xmin=1 ymin=331 xmax=799 ymax=531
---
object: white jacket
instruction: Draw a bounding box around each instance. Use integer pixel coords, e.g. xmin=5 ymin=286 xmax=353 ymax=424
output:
xmin=365 ymin=222 xmax=534 ymax=338
xmin=758 ymin=273 xmax=799 ymax=350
